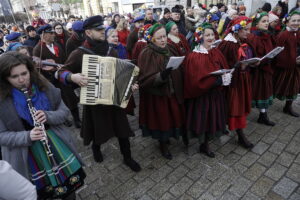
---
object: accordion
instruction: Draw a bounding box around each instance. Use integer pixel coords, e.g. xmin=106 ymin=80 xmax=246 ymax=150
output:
xmin=80 ymin=54 xmax=139 ymax=108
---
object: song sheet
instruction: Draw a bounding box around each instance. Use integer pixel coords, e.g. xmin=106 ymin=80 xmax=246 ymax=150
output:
xmin=166 ymin=56 xmax=185 ymax=70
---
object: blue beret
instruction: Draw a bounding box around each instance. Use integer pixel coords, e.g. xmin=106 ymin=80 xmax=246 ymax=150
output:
xmin=72 ymin=21 xmax=84 ymax=32
xmin=5 ymin=32 xmax=21 ymax=41
xmin=210 ymin=14 xmax=220 ymax=22
xmin=133 ymin=15 xmax=145 ymax=23
xmin=83 ymin=15 xmax=105 ymax=30
xmin=37 ymin=24 xmax=54 ymax=34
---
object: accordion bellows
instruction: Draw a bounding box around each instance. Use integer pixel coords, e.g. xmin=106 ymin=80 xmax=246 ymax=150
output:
xmin=80 ymin=54 xmax=139 ymax=108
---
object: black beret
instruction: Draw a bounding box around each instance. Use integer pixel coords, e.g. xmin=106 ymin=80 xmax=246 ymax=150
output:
xmin=164 ymin=8 xmax=171 ymax=14
xmin=26 ymin=25 xmax=35 ymax=33
xmin=37 ymin=24 xmax=54 ymax=34
xmin=83 ymin=15 xmax=105 ymax=30
xmin=171 ymin=7 xmax=181 ymax=13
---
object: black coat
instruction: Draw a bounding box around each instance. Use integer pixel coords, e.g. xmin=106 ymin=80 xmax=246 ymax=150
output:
xmin=61 ymin=40 xmax=134 ymax=145
xmin=24 ymin=35 xmax=40 ymax=47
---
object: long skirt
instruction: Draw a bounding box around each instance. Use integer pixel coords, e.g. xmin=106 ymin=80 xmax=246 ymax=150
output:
xmin=273 ymin=67 xmax=300 ymax=100
xmin=28 ymin=129 xmax=86 ymax=199
xmin=186 ymin=89 xmax=227 ymax=143
xmin=251 ymin=68 xmax=273 ymax=109
xmin=228 ymin=71 xmax=252 ymax=130
xmin=139 ymin=93 xmax=185 ymax=141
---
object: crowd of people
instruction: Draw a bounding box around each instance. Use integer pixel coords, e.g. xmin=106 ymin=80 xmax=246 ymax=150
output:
xmin=0 ymin=0 xmax=300 ymax=199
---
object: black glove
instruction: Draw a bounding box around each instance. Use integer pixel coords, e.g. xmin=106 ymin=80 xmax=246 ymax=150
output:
xmin=160 ymin=68 xmax=172 ymax=80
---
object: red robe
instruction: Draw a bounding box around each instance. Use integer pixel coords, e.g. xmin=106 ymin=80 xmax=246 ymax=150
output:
xmin=167 ymin=33 xmax=191 ymax=56
xmin=247 ymin=31 xmax=274 ymax=108
xmin=118 ymin=29 xmax=130 ymax=47
xmin=184 ymin=46 xmax=228 ymax=136
xmin=273 ymin=30 xmax=300 ymax=100
xmin=132 ymin=39 xmax=147 ymax=65
xmin=138 ymin=43 xmax=184 ymax=133
xmin=218 ymin=36 xmax=253 ymax=130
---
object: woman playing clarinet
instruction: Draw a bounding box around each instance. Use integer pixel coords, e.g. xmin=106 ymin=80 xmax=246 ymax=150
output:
xmin=0 ymin=52 xmax=85 ymax=200
xmin=218 ymin=16 xmax=255 ymax=149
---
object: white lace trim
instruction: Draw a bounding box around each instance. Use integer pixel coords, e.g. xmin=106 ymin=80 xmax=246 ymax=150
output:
xmin=224 ymin=33 xmax=237 ymax=43
xmin=137 ymin=38 xmax=146 ymax=43
xmin=193 ymin=44 xmax=209 ymax=54
xmin=286 ymin=26 xmax=298 ymax=32
xmin=168 ymin=34 xmax=180 ymax=44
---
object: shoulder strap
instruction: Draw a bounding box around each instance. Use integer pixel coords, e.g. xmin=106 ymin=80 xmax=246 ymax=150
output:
xmin=78 ymin=46 xmax=96 ymax=55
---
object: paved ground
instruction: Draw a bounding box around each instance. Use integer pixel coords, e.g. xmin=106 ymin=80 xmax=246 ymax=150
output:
xmin=71 ymin=95 xmax=300 ymax=200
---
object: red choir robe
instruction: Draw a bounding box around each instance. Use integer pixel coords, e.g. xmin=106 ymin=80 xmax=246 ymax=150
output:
xmin=247 ymin=30 xmax=274 ymax=108
xmin=167 ymin=33 xmax=191 ymax=56
xmin=138 ymin=43 xmax=184 ymax=137
xmin=273 ymin=30 xmax=300 ymax=100
xmin=118 ymin=29 xmax=130 ymax=46
xmin=184 ymin=45 xmax=228 ymax=138
xmin=218 ymin=33 xmax=253 ymax=130
xmin=132 ymin=39 xmax=147 ymax=65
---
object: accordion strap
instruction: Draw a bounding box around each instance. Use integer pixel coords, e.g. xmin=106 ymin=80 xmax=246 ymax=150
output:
xmin=78 ymin=46 xmax=113 ymax=56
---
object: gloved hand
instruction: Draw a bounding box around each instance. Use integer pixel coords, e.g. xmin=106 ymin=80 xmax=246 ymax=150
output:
xmin=160 ymin=68 xmax=172 ymax=80
xmin=221 ymin=73 xmax=232 ymax=86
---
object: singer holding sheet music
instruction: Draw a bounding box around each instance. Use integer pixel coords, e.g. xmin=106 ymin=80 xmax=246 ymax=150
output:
xmin=218 ymin=16 xmax=254 ymax=149
xmin=247 ymin=12 xmax=276 ymax=126
xmin=58 ymin=15 xmax=141 ymax=172
xmin=273 ymin=11 xmax=300 ymax=117
xmin=184 ymin=23 xmax=232 ymax=158
xmin=138 ymin=23 xmax=185 ymax=160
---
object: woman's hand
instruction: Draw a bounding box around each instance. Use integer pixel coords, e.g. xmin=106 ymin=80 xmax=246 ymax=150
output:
xmin=71 ymin=73 xmax=88 ymax=87
xmin=30 ymin=127 xmax=44 ymax=141
xmin=131 ymin=83 xmax=139 ymax=92
xmin=34 ymin=110 xmax=47 ymax=124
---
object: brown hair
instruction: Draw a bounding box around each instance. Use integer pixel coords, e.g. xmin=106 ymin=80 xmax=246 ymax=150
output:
xmin=0 ymin=51 xmax=49 ymax=99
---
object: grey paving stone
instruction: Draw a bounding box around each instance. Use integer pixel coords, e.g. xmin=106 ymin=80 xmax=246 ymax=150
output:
xmin=242 ymin=191 xmax=261 ymax=200
xmin=111 ymin=179 xmax=138 ymax=199
xmin=218 ymin=143 xmax=237 ymax=155
xmin=265 ymin=191 xmax=285 ymax=200
xmin=295 ymin=154 xmax=300 ymax=164
xmin=261 ymin=133 xmax=278 ymax=144
xmin=221 ymin=152 xmax=241 ymax=167
xmin=178 ymin=194 xmax=195 ymax=200
xmin=273 ymin=177 xmax=298 ymax=198
xmin=147 ymin=178 xmax=174 ymax=199
xmin=149 ymin=165 xmax=173 ymax=182
xmin=277 ymin=132 xmax=294 ymax=144
xmin=265 ymin=163 xmax=287 ymax=181
xmin=198 ymin=192 xmax=217 ymax=200
xmin=251 ymin=141 xmax=270 ymax=155
xmin=186 ymin=162 xmax=208 ymax=181
xmin=286 ymin=163 xmax=300 ymax=183
xmin=250 ymin=176 xmax=275 ymax=197
xmin=229 ymin=176 xmax=253 ymax=197
xmin=205 ymin=163 xmax=228 ymax=181
xmin=139 ymin=194 xmax=153 ymax=200
xmin=166 ymin=152 xmax=188 ymax=169
xmin=257 ymin=151 xmax=278 ymax=167
xmin=289 ymin=193 xmax=300 ymax=200
xmin=269 ymin=141 xmax=286 ymax=155
xmin=244 ymin=163 xmax=267 ymax=181
xmin=126 ymin=178 xmax=155 ymax=199
xmin=232 ymin=162 xmax=248 ymax=174
xmin=208 ymin=177 xmax=232 ymax=197
xmin=285 ymin=140 xmax=300 ymax=155
xmin=276 ymin=151 xmax=296 ymax=167
xmin=167 ymin=165 xmax=190 ymax=184
xmin=159 ymin=192 xmax=175 ymax=200
xmin=219 ymin=192 xmax=240 ymax=200
xmin=169 ymin=177 xmax=194 ymax=197
xmin=239 ymin=152 xmax=260 ymax=167
xmin=186 ymin=177 xmax=211 ymax=198
xmin=233 ymin=145 xmax=249 ymax=156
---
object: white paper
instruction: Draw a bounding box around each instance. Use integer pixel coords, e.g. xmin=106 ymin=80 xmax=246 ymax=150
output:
xmin=240 ymin=57 xmax=261 ymax=65
xmin=212 ymin=39 xmax=222 ymax=47
xmin=210 ymin=69 xmax=234 ymax=75
xmin=261 ymin=46 xmax=284 ymax=60
xmin=166 ymin=56 xmax=185 ymax=70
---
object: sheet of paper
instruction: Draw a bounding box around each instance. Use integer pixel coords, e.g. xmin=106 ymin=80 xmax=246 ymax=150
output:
xmin=210 ymin=69 xmax=234 ymax=75
xmin=240 ymin=57 xmax=261 ymax=65
xmin=166 ymin=56 xmax=185 ymax=70
xmin=261 ymin=46 xmax=284 ymax=60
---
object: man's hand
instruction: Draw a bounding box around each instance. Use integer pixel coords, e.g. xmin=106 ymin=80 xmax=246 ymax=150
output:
xmin=71 ymin=73 xmax=88 ymax=86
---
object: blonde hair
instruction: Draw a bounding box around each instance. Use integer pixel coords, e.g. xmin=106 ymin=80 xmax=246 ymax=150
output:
xmin=106 ymin=28 xmax=117 ymax=38
xmin=116 ymin=18 xmax=128 ymax=31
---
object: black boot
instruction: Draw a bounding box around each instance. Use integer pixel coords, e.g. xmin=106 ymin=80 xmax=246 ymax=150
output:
xmin=71 ymin=108 xmax=82 ymax=128
xmin=118 ymin=138 xmax=141 ymax=172
xmin=159 ymin=140 xmax=173 ymax=160
xmin=236 ymin=129 xmax=254 ymax=149
xmin=199 ymin=143 xmax=215 ymax=158
xmin=283 ymin=101 xmax=299 ymax=117
xmin=182 ymin=129 xmax=189 ymax=147
xmin=91 ymin=143 xmax=103 ymax=163
xmin=257 ymin=112 xmax=275 ymax=126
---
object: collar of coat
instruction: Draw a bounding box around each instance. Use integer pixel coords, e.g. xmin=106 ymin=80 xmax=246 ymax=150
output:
xmin=224 ymin=33 xmax=237 ymax=43
xmin=168 ymin=33 xmax=180 ymax=44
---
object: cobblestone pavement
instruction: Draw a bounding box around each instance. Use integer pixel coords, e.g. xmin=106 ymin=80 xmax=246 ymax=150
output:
xmin=70 ymin=96 xmax=300 ymax=200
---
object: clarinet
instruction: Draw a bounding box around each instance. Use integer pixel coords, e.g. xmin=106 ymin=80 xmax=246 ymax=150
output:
xmin=21 ymin=87 xmax=61 ymax=185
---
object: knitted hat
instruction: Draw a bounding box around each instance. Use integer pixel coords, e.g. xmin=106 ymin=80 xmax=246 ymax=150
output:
xmin=194 ymin=22 xmax=214 ymax=43
xmin=164 ymin=8 xmax=171 ymax=15
xmin=148 ymin=23 xmax=164 ymax=36
xmin=268 ymin=12 xmax=279 ymax=23
xmin=165 ymin=21 xmax=176 ymax=33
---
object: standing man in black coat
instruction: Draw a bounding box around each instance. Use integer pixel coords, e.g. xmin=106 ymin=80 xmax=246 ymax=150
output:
xmin=159 ymin=8 xmax=171 ymax=25
xmin=144 ymin=8 xmax=157 ymax=25
xmin=171 ymin=6 xmax=187 ymax=36
xmin=58 ymin=15 xmax=141 ymax=172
